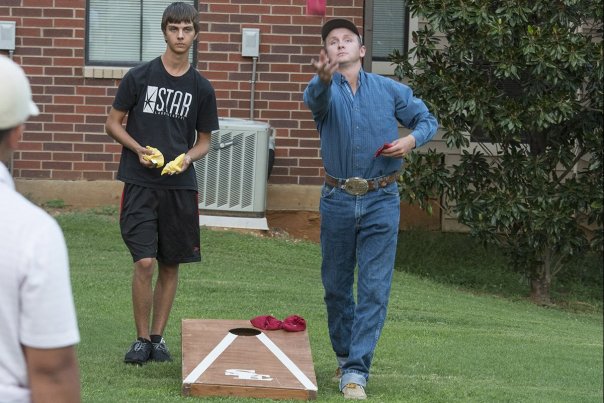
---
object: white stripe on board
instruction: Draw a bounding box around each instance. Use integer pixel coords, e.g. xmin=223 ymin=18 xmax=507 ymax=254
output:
xmin=256 ymin=332 xmax=317 ymax=391
xmin=183 ymin=332 xmax=238 ymax=384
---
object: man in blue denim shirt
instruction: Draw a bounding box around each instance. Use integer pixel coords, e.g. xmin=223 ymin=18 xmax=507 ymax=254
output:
xmin=303 ymin=19 xmax=438 ymax=400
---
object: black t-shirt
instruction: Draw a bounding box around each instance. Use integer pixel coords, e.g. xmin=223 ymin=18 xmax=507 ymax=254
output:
xmin=113 ymin=56 xmax=219 ymax=190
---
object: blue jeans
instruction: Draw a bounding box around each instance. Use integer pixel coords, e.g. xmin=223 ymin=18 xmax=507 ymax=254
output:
xmin=319 ymin=181 xmax=400 ymax=390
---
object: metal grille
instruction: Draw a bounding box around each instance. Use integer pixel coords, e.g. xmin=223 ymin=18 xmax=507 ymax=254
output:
xmin=195 ymin=123 xmax=268 ymax=214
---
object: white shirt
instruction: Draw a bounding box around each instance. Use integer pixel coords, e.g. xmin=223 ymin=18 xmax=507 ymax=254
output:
xmin=0 ymin=162 xmax=80 ymax=403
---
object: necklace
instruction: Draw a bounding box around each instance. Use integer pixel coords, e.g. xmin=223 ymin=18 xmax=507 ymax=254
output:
xmin=161 ymin=55 xmax=189 ymax=77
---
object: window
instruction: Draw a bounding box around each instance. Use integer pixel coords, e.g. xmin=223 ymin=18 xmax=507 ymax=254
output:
xmin=364 ymin=0 xmax=415 ymax=75
xmin=86 ymin=0 xmax=196 ymax=66
xmin=371 ymin=0 xmax=409 ymax=61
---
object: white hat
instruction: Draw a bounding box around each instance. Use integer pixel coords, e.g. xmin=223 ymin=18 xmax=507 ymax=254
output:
xmin=0 ymin=56 xmax=39 ymax=130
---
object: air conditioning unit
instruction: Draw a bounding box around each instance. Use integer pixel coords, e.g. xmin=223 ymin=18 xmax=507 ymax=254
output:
xmin=195 ymin=118 xmax=272 ymax=230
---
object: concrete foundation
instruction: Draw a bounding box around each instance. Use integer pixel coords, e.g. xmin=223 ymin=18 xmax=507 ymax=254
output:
xmin=15 ymin=179 xmax=321 ymax=211
xmin=14 ymin=179 xmax=441 ymax=230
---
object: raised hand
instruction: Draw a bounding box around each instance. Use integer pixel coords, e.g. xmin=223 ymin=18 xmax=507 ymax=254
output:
xmin=310 ymin=49 xmax=338 ymax=84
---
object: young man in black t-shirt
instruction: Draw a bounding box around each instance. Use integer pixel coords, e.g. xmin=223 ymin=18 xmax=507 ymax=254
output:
xmin=105 ymin=2 xmax=219 ymax=365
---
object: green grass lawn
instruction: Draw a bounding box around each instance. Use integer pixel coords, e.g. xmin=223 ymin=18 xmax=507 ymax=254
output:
xmin=57 ymin=209 xmax=603 ymax=402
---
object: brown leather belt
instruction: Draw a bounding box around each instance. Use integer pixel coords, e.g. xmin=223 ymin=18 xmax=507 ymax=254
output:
xmin=324 ymin=172 xmax=398 ymax=196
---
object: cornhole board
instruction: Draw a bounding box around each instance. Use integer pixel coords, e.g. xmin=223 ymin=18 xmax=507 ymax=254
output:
xmin=181 ymin=319 xmax=317 ymax=400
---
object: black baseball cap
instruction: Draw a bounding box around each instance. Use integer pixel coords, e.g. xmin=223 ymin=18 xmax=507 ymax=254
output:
xmin=321 ymin=18 xmax=361 ymax=42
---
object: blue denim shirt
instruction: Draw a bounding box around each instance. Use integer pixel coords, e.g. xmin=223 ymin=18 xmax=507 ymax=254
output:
xmin=303 ymin=70 xmax=438 ymax=179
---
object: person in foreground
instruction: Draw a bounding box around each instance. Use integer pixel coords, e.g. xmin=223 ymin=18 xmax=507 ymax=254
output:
xmin=0 ymin=56 xmax=81 ymax=402
xmin=105 ymin=2 xmax=219 ymax=364
xmin=303 ymin=19 xmax=438 ymax=400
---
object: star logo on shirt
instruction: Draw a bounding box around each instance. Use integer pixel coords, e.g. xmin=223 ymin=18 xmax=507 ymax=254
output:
xmin=143 ymin=86 xmax=158 ymax=113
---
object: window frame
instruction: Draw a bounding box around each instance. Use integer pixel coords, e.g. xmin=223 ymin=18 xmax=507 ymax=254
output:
xmin=85 ymin=0 xmax=198 ymax=68
xmin=363 ymin=0 xmax=417 ymax=75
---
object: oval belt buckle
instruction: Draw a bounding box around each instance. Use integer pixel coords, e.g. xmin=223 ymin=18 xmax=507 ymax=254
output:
xmin=344 ymin=177 xmax=369 ymax=195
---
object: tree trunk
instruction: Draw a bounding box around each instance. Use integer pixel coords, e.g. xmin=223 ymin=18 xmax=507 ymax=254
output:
xmin=530 ymin=255 xmax=552 ymax=305
xmin=530 ymin=276 xmax=551 ymax=305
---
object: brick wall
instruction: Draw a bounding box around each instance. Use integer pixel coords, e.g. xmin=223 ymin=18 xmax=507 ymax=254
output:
xmin=2 ymin=0 xmax=117 ymax=181
xmin=1 ymin=0 xmax=364 ymax=186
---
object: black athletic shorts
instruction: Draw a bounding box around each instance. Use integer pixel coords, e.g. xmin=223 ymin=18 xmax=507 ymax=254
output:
xmin=120 ymin=183 xmax=201 ymax=264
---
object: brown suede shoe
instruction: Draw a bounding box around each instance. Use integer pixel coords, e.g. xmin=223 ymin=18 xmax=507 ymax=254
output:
xmin=342 ymin=383 xmax=367 ymax=400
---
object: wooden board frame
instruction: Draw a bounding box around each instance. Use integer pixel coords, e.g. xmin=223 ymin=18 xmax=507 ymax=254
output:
xmin=181 ymin=319 xmax=317 ymax=400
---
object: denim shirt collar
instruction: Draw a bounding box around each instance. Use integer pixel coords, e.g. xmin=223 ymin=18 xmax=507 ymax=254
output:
xmin=334 ymin=69 xmax=365 ymax=99
xmin=334 ymin=69 xmax=365 ymax=88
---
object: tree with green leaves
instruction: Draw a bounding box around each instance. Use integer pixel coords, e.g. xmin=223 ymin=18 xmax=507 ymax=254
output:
xmin=391 ymin=0 xmax=603 ymax=304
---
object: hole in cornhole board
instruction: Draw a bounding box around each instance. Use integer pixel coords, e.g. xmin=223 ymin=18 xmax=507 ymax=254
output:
xmin=229 ymin=327 xmax=261 ymax=336
xmin=182 ymin=319 xmax=317 ymax=400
